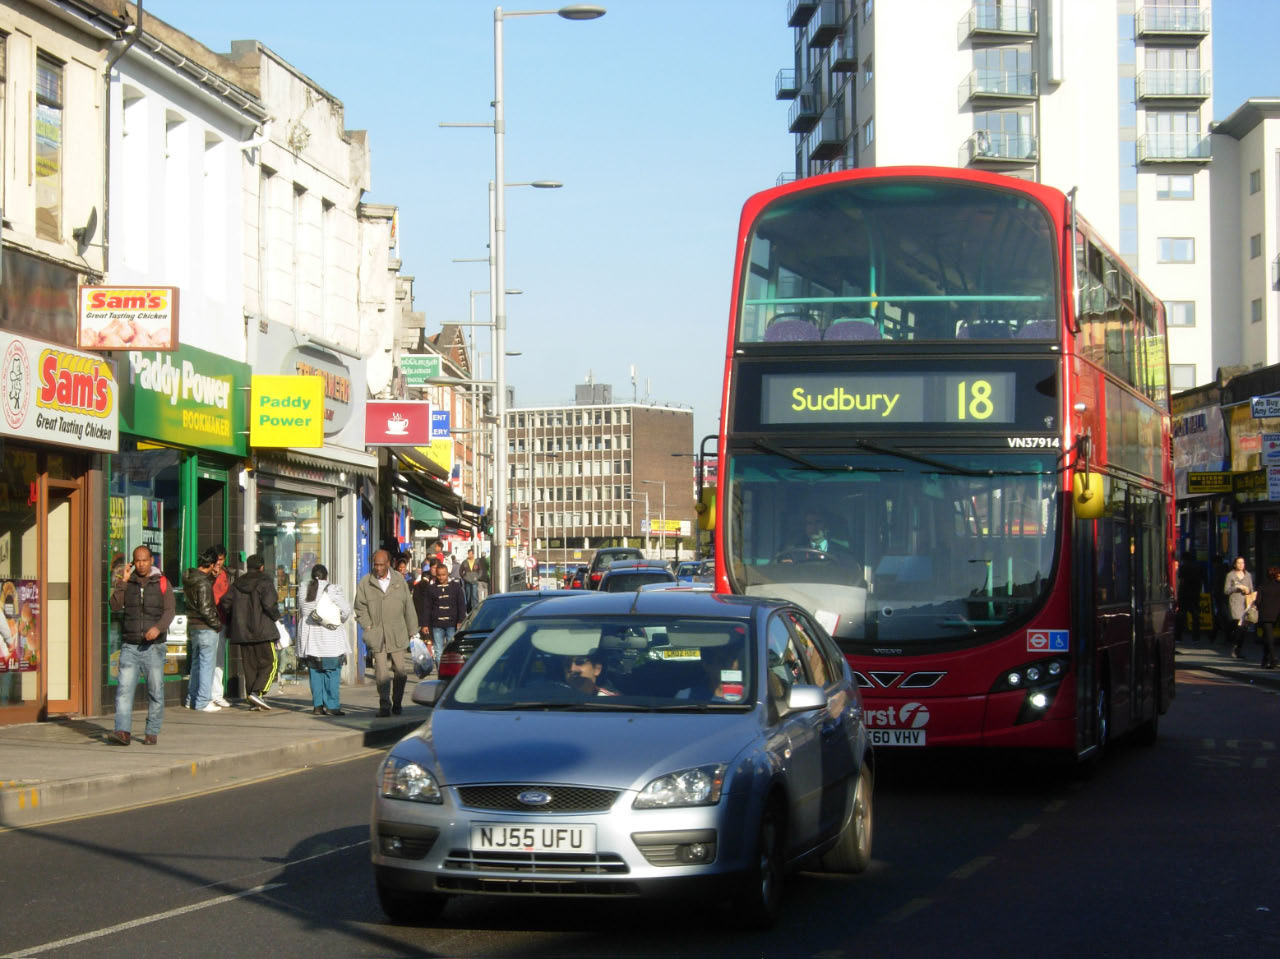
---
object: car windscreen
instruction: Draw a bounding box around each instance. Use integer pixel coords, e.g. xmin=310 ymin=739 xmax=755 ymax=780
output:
xmin=446 ymin=616 xmax=754 ymax=710
xmin=592 ymin=550 xmax=643 ymax=571
xmin=602 ymin=572 xmax=677 ymax=592
xmin=458 ymin=594 xmax=545 ymax=633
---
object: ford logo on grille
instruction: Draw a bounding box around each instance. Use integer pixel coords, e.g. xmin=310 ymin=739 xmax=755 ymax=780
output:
xmin=517 ymin=789 xmax=552 ymax=806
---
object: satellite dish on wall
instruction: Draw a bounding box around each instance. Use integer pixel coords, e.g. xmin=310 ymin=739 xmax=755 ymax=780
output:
xmin=73 ymin=206 xmax=98 ymax=252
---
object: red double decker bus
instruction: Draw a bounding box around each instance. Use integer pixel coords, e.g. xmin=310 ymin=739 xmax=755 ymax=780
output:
xmin=708 ymin=167 xmax=1174 ymax=765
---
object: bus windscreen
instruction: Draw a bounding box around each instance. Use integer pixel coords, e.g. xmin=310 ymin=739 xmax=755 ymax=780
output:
xmin=738 ymin=179 xmax=1058 ymax=344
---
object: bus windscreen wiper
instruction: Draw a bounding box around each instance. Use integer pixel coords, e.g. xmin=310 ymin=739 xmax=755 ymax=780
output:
xmin=850 ymin=438 xmax=1054 ymax=477
xmin=753 ymin=439 xmax=900 ymax=473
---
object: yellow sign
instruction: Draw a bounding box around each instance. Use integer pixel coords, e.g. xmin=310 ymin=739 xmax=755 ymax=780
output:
xmin=415 ymin=438 xmax=454 ymax=474
xmin=250 ymin=375 xmax=324 ymax=448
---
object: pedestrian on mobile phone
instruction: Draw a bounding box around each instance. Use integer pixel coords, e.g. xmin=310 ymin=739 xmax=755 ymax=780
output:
xmin=108 ymin=546 xmax=175 ymax=745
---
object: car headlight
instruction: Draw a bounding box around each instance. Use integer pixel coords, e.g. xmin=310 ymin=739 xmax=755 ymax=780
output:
xmin=379 ymin=756 xmax=443 ymax=804
xmin=633 ymin=764 xmax=726 ymax=809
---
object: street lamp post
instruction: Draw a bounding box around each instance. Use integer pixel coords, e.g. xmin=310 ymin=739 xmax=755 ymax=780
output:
xmin=491 ymin=3 xmax=604 ymax=593
xmin=642 ymin=480 xmax=667 ymax=562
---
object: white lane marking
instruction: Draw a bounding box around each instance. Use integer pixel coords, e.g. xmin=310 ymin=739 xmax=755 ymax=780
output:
xmin=949 ymin=856 xmax=995 ymax=880
xmin=2 ymin=883 xmax=284 ymax=957
xmin=189 ymin=839 xmax=370 ymax=894
xmin=1009 ymin=823 xmax=1038 ymax=840
xmin=882 ymin=898 xmax=932 ymax=922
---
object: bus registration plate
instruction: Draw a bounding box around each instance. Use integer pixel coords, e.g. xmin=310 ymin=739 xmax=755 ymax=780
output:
xmin=868 ymin=729 xmax=927 ymax=747
xmin=471 ymin=823 xmax=597 ymax=853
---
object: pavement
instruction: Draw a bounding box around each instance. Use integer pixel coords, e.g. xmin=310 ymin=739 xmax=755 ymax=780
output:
xmin=0 ymin=673 xmax=428 ymax=829
xmin=0 ymin=638 xmax=1274 ymax=831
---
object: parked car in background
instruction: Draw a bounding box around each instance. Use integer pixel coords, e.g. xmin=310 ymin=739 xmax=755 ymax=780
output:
xmin=598 ymin=559 xmax=678 ymax=592
xmin=566 ymin=565 xmax=589 ymax=589
xmin=436 ymin=590 xmax=576 ymax=686
xmin=586 ymin=547 xmax=645 ymax=589
xmin=372 ymin=590 xmax=874 ymax=927
xmin=676 ymin=561 xmax=707 ymax=584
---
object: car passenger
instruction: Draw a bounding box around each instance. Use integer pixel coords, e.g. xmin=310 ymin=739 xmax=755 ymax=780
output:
xmin=563 ymin=649 xmax=619 ymax=696
xmin=676 ymin=644 xmax=745 ymax=702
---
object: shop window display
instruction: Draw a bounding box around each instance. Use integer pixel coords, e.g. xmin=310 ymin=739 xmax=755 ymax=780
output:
xmin=258 ymin=489 xmax=329 ymax=683
xmin=1 ymin=447 xmax=40 ymax=706
xmin=106 ymin=441 xmax=185 ymax=684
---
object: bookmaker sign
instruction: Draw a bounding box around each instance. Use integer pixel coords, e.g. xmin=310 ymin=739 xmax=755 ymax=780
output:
xmin=1 ymin=330 xmax=118 ymax=452
xmin=119 ymin=344 xmax=248 ymax=456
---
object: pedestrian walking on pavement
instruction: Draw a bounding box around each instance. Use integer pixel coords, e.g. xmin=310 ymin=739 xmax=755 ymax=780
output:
xmin=220 ymin=553 xmax=283 ymax=710
xmin=183 ymin=547 xmax=224 ymax=712
xmin=297 ymin=563 xmax=352 ymax=715
xmin=208 ymin=545 xmax=232 ymax=708
xmin=1174 ymin=551 xmax=1204 ymax=645
xmin=1255 ymin=566 xmax=1280 ymax=669
xmin=460 ymin=548 xmax=483 ymax=612
xmin=1224 ymin=556 xmax=1256 ymax=660
xmin=354 ymin=549 xmax=419 ymax=717
xmin=109 ymin=545 xmax=175 ymax=745
xmin=418 ymin=559 xmax=467 ymax=654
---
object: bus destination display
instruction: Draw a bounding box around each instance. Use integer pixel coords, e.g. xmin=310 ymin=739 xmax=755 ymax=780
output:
xmin=761 ymin=372 xmax=1016 ymax=425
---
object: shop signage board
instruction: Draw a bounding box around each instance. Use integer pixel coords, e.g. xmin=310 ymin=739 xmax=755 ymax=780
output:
xmin=282 ymin=344 xmax=354 ymax=436
xmin=120 ymin=345 xmax=248 ymax=456
xmin=78 ymin=286 xmax=179 ymax=351
xmin=250 ymin=375 xmax=325 ymax=448
xmin=641 ymin=518 xmax=692 ymax=537
xmin=431 ymin=409 xmax=451 ymax=439
xmin=1264 ymin=434 xmax=1280 ymax=465
xmin=1185 ymin=472 xmax=1233 ymax=495
xmin=366 ymin=400 xmax=432 ymax=445
xmin=1269 ymin=467 xmax=1280 ymax=503
xmin=1251 ymin=395 xmax=1280 ymax=418
xmin=1 ymin=330 xmax=119 ymax=452
xmin=401 ymin=354 xmax=442 ymax=387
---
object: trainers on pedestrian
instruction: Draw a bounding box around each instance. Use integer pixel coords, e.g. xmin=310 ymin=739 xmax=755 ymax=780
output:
xmin=212 ymin=696 xmax=231 ymax=708
xmin=247 ymin=693 xmax=272 ymax=710
xmin=199 ymin=702 xmax=222 ymax=712
xmin=109 ymin=730 xmax=131 ymax=746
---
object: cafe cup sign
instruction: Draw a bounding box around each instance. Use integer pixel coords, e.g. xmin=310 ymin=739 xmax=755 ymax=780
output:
xmin=77 ymin=286 xmax=179 ymax=351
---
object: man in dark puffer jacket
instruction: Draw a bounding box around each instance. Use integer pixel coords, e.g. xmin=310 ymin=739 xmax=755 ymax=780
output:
xmin=183 ymin=547 xmax=224 ymax=712
xmin=109 ymin=546 xmax=175 ymax=745
xmin=219 ymin=554 xmax=282 ymax=710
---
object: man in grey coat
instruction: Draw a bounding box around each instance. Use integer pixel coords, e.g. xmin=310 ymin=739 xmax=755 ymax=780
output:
xmin=354 ymin=549 xmax=419 ymax=716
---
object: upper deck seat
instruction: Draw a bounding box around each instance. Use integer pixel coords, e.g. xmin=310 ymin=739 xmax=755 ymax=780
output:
xmin=762 ymin=316 xmax=822 ymax=342
xmin=1015 ymin=319 xmax=1056 ymax=339
xmin=825 ymin=317 xmax=882 ymax=340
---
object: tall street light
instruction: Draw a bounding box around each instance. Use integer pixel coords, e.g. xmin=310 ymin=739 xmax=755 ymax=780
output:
xmin=492 ymin=2 xmax=605 ymax=593
xmin=641 ymin=479 xmax=666 ymax=562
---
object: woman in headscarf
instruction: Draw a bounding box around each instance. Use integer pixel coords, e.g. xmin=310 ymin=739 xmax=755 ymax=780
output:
xmin=296 ymin=564 xmax=352 ymax=715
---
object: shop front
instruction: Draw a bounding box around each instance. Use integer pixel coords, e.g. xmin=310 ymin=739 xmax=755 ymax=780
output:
xmin=249 ymin=321 xmax=374 ymax=684
xmin=109 ymin=343 xmax=248 ymax=706
xmin=1 ymin=327 xmax=118 ymax=723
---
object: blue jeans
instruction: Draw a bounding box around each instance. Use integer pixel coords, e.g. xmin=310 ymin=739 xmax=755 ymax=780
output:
xmin=115 ymin=641 xmax=167 ymax=736
xmin=431 ymin=626 xmax=456 ymax=648
xmin=308 ymin=656 xmax=343 ymax=711
xmin=186 ymin=627 xmax=219 ymax=709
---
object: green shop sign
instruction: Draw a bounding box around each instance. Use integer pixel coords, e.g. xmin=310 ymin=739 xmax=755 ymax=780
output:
xmin=119 ymin=345 xmax=249 ymax=456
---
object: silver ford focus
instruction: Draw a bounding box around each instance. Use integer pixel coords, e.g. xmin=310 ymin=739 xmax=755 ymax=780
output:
xmin=371 ymin=590 xmax=873 ymax=928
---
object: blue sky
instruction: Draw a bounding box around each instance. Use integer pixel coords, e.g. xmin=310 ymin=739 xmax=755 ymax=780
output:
xmin=147 ymin=0 xmax=1277 ymax=444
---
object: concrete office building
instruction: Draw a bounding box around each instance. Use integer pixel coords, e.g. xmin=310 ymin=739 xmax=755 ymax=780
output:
xmin=506 ymin=386 xmax=694 ymax=568
xmin=775 ymin=0 xmax=1218 ymax=387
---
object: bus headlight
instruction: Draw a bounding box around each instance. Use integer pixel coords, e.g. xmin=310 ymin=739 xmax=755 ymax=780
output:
xmin=990 ymin=656 xmax=1069 ymax=725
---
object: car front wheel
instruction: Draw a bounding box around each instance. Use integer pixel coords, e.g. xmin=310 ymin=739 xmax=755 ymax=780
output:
xmin=734 ymin=801 xmax=785 ymax=930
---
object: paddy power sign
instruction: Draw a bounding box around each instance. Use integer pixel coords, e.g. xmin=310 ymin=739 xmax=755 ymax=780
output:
xmin=120 ymin=345 xmax=248 ymax=456
xmin=250 ymin=375 xmax=325 ymax=448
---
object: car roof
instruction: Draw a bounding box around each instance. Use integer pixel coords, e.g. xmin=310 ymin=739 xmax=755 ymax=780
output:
xmin=603 ymin=559 xmax=671 ymax=571
xmin=509 ymin=589 xmax=787 ymax=620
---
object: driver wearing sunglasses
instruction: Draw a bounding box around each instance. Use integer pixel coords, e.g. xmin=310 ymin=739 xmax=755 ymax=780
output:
xmin=563 ymin=649 xmax=619 ymax=697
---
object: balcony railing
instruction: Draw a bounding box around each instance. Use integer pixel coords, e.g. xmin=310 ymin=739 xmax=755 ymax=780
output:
xmin=808 ymin=0 xmax=844 ymax=47
xmin=830 ymin=34 xmax=857 ymax=72
xmin=961 ymin=130 xmax=1038 ymax=164
xmin=788 ymin=89 xmax=822 ymax=132
xmin=958 ymin=68 xmax=1037 ymax=105
xmin=776 ymin=68 xmax=799 ymax=99
xmin=1136 ymin=69 xmax=1211 ymax=99
xmin=957 ymin=1 xmax=1036 ymax=42
xmin=808 ymin=112 xmax=846 ymax=160
xmin=787 ymin=0 xmax=818 ymax=28
xmin=1136 ymin=4 xmax=1210 ymax=38
xmin=1136 ymin=132 xmax=1212 ymax=163
xmin=777 ymin=171 xmax=799 ymax=186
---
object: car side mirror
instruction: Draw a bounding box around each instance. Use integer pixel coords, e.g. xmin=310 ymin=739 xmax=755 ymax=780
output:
xmin=785 ymin=684 xmax=827 ymax=714
xmin=411 ymin=680 xmax=445 ymax=707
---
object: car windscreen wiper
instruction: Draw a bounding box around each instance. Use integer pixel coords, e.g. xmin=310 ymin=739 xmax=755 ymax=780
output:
xmin=753 ymin=439 xmax=900 ymax=473
xmin=478 ymin=701 xmax=651 ymax=711
xmin=850 ymin=438 xmax=1054 ymax=477
xmin=650 ymin=702 xmax=751 ymax=712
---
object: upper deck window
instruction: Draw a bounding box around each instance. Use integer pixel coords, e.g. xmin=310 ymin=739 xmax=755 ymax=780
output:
xmin=738 ymin=179 xmax=1058 ymax=344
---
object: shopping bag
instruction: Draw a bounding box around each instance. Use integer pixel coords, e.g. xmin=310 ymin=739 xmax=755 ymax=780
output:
xmin=409 ymin=636 xmax=434 ymax=678
xmin=313 ymin=585 xmax=343 ymax=627
xmin=275 ymin=619 xmax=293 ymax=650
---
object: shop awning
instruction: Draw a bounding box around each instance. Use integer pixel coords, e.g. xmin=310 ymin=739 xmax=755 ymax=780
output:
xmin=267 ymin=446 xmax=379 ymax=478
xmin=407 ymin=497 xmax=445 ymax=526
xmin=393 ymin=445 xmax=449 ymax=480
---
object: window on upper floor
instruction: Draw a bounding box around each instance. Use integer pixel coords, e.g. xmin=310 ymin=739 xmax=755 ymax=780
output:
xmin=0 ymin=35 xmax=7 ymax=211
xmin=35 ymin=53 xmax=64 ymax=241
xmin=861 ymin=116 xmax=874 ymax=148
xmin=1170 ymin=364 xmax=1196 ymax=391
xmin=1166 ymin=301 xmax=1195 ymax=327
xmin=862 ymin=55 xmax=872 ymax=87
xmin=1250 ymin=169 xmax=1262 ymax=194
xmin=1157 ymin=237 xmax=1194 ymax=263
xmin=1251 ymin=234 xmax=1263 ymax=259
xmin=1251 ymin=298 xmax=1263 ymax=324
xmin=1156 ymin=174 xmax=1194 ymax=200
xmin=863 ymin=0 xmax=872 ymax=22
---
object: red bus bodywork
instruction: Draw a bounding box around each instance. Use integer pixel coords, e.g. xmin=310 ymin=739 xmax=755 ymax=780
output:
xmin=713 ymin=167 xmax=1175 ymax=758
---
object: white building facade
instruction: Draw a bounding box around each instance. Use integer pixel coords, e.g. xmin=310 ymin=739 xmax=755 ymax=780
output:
xmin=777 ymin=0 xmax=1218 ymax=388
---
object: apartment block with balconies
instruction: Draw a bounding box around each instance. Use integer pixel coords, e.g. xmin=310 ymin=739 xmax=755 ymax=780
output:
xmin=774 ymin=0 xmax=1233 ymax=389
